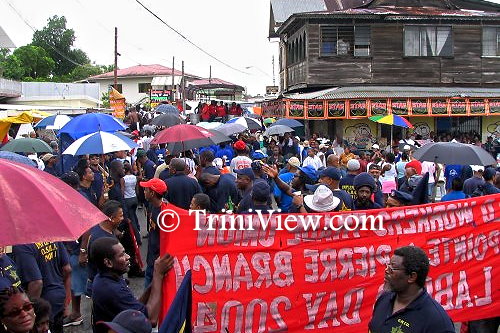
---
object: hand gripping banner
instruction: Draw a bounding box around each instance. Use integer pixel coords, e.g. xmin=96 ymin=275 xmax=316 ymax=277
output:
xmin=160 ymin=194 xmax=500 ymax=332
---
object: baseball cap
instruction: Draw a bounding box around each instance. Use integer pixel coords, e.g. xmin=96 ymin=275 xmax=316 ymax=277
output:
xmin=252 ymin=150 xmax=268 ymax=160
xmin=140 ymin=178 xmax=167 ymax=195
xmin=389 ymin=190 xmax=413 ymax=205
xmin=405 ymin=160 xmax=422 ymax=175
xmin=251 ymin=180 xmax=270 ymax=202
xmin=372 ymin=144 xmax=380 ymax=150
xmin=319 ymin=167 xmax=341 ymax=181
xmin=347 ymin=159 xmax=361 ymax=171
xmin=60 ymin=171 xmax=80 ymax=188
xmin=234 ymin=140 xmax=246 ymax=151
xmin=287 ymin=157 xmax=300 ymax=168
xmin=235 ymin=168 xmax=255 ymax=180
xmin=96 ymin=309 xmax=151 ymax=333
xmin=483 ymin=167 xmax=496 ymax=181
xmin=298 ymin=165 xmax=319 ymax=182
xmin=41 ymin=153 xmax=56 ymax=162
xmin=136 ymin=149 xmax=147 ymax=158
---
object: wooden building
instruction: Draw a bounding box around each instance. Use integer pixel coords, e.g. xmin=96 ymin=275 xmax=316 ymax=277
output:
xmin=265 ymin=0 xmax=500 ymax=143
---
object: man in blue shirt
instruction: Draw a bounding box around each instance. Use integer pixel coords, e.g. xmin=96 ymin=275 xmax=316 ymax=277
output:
xmin=165 ymin=158 xmax=202 ymax=210
xmin=463 ymin=166 xmax=485 ymax=196
xmin=137 ymin=149 xmax=156 ymax=180
xmin=90 ymin=237 xmax=173 ymax=333
xmin=199 ymin=172 xmax=240 ymax=213
xmin=482 ymin=167 xmax=500 ymax=195
xmin=441 ymin=178 xmax=467 ymax=202
xmin=215 ymin=142 xmax=234 ymax=162
xmin=273 ymin=157 xmax=300 ymax=213
xmin=369 ymin=246 xmax=455 ymax=333
xmin=13 ymin=242 xmax=71 ymax=333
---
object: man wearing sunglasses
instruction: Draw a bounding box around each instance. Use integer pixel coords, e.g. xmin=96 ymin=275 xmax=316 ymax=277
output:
xmin=369 ymin=246 xmax=454 ymax=333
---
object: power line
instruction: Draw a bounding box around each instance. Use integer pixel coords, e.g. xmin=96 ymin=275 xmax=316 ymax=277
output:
xmin=134 ymin=0 xmax=250 ymax=75
xmin=3 ymin=0 xmax=85 ymax=67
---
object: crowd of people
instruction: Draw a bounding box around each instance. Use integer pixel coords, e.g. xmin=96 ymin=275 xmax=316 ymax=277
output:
xmin=1 ymin=115 xmax=499 ymax=333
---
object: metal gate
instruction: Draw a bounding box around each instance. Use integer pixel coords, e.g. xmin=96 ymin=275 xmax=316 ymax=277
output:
xmin=436 ymin=116 xmax=481 ymax=135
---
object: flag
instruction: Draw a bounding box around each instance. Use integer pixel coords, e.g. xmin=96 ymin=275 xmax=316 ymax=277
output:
xmin=159 ymin=270 xmax=192 ymax=333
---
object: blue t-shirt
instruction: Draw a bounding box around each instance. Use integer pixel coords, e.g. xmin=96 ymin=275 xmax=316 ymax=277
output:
xmin=215 ymin=147 xmax=234 ymax=162
xmin=143 ymin=159 xmax=156 ymax=180
xmin=441 ymin=191 xmax=467 ymax=202
xmin=92 ymin=272 xmax=147 ymax=333
xmin=369 ymin=290 xmax=455 ymax=333
xmin=91 ymin=168 xmax=104 ymax=200
xmin=0 ymin=254 xmax=21 ymax=289
xmin=13 ymin=242 xmax=69 ymax=319
xmin=87 ymin=225 xmax=116 ymax=288
xmin=273 ymin=172 xmax=294 ymax=213
xmin=444 ymin=165 xmax=462 ymax=190
xmin=339 ymin=174 xmax=357 ymax=200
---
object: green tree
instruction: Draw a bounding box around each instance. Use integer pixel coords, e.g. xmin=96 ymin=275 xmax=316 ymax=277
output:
xmin=32 ymin=15 xmax=90 ymax=76
xmin=2 ymin=45 xmax=54 ymax=80
xmin=0 ymin=48 xmax=11 ymax=76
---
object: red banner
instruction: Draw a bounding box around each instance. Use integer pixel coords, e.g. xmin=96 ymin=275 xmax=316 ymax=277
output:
xmin=161 ymin=195 xmax=500 ymax=332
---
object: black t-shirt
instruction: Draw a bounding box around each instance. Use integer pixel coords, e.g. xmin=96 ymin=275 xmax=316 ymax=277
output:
xmin=87 ymin=225 xmax=116 ymax=284
xmin=78 ymin=185 xmax=98 ymax=207
xmin=13 ymin=242 xmax=69 ymax=319
xmin=369 ymin=290 xmax=455 ymax=333
xmin=147 ymin=205 xmax=161 ymax=266
xmin=339 ymin=174 xmax=357 ymax=200
xmin=165 ymin=174 xmax=202 ymax=210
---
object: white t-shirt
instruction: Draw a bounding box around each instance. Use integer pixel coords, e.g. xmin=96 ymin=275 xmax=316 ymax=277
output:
xmin=380 ymin=162 xmax=397 ymax=183
xmin=302 ymin=155 xmax=323 ymax=170
xmin=123 ymin=174 xmax=137 ymax=199
xmin=421 ymin=161 xmax=436 ymax=183
xmin=230 ymin=156 xmax=252 ymax=173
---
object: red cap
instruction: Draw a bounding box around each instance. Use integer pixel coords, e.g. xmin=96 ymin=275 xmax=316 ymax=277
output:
xmin=131 ymin=130 xmax=140 ymax=136
xmin=234 ymin=140 xmax=246 ymax=151
xmin=140 ymin=178 xmax=167 ymax=195
xmin=405 ymin=160 xmax=422 ymax=175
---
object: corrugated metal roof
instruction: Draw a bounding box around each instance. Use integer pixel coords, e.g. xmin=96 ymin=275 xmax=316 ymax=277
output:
xmin=284 ymin=86 xmax=500 ymax=99
xmin=88 ymin=64 xmax=200 ymax=80
xmin=270 ymin=0 xmax=327 ymax=23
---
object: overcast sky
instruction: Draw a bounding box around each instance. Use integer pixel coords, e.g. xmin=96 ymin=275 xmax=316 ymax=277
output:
xmin=2 ymin=0 xmax=500 ymax=96
xmin=1 ymin=0 xmax=279 ymax=95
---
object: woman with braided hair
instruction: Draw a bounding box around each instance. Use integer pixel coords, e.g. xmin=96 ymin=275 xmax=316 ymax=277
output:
xmin=0 ymin=286 xmax=36 ymax=333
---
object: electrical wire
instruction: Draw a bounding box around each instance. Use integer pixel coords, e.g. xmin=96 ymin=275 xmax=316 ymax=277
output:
xmin=134 ymin=0 xmax=250 ymax=75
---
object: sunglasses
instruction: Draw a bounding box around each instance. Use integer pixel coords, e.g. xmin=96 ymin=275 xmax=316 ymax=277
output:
xmin=3 ymin=302 xmax=34 ymax=318
xmin=385 ymin=263 xmax=406 ymax=274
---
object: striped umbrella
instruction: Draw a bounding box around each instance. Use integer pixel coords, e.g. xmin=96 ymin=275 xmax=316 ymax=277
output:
xmin=62 ymin=131 xmax=138 ymax=156
xmin=34 ymin=115 xmax=72 ymax=130
xmin=369 ymin=115 xmax=413 ymax=128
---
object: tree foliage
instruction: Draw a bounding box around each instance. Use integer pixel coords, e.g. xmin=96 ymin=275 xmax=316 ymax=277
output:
xmin=32 ymin=15 xmax=90 ymax=76
xmin=2 ymin=45 xmax=55 ymax=80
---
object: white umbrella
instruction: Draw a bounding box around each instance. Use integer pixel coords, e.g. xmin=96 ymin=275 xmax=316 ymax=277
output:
xmin=34 ymin=115 xmax=72 ymax=130
xmin=226 ymin=117 xmax=262 ymax=130
xmin=263 ymin=125 xmax=294 ymax=137
xmin=63 ymin=131 xmax=138 ymax=156
xmin=215 ymin=123 xmax=247 ymax=136
xmin=196 ymin=122 xmax=223 ymax=130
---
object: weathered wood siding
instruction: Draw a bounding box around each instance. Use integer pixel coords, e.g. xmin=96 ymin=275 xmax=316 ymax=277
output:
xmin=285 ymin=19 xmax=500 ymax=89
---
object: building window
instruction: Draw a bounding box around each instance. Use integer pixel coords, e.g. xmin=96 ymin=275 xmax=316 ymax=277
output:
xmin=138 ymin=83 xmax=151 ymax=93
xmin=320 ymin=25 xmax=371 ymax=57
xmin=404 ymin=26 xmax=453 ymax=57
xmin=287 ymin=32 xmax=307 ymax=65
xmin=482 ymin=27 xmax=500 ymax=56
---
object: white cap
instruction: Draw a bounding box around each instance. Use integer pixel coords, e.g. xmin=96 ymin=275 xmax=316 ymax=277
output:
xmin=347 ymin=159 xmax=361 ymax=171
xmin=372 ymin=144 xmax=380 ymax=150
xmin=403 ymin=144 xmax=411 ymax=151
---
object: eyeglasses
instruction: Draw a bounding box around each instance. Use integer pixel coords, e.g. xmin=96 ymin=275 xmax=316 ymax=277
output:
xmin=3 ymin=302 xmax=34 ymax=318
xmin=385 ymin=263 xmax=406 ymax=274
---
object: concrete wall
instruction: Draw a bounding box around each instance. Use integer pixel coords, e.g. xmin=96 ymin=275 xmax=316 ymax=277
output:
xmin=96 ymin=78 xmax=153 ymax=104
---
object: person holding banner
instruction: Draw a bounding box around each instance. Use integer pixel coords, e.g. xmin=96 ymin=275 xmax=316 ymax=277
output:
xmin=369 ymin=246 xmax=455 ymax=333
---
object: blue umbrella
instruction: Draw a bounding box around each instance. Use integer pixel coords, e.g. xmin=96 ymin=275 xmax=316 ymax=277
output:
xmin=62 ymin=131 xmax=138 ymax=156
xmin=155 ymin=104 xmax=180 ymax=114
xmin=59 ymin=113 xmax=127 ymax=139
xmin=271 ymin=118 xmax=303 ymax=128
xmin=0 ymin=151 xmax=36 ymax=167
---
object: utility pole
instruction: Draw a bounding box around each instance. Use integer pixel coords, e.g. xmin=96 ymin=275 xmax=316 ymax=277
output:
xmin=272 ymin=55 xmax=276 ymax=86
xmin=171 ymin=56 xmax=175 ymax=103
xmin=181 ymin=60 xmax=186 ymax=115
xmin=114 ymin=27 xmax=118 ymax=89
xmin=209 ymin=65 xmax=212 ymax=84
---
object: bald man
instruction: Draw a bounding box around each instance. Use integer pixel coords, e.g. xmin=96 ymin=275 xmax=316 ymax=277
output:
xmin=327 ymin=155 xmax=346 ymax=178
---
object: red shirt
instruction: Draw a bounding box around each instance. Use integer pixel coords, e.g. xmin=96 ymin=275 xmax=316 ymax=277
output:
xmin=208 ymin=105 xmax=217 ymax=116
xmin=201 ymin=104 xmax=210 ymax=121
xmin=216 ymin=105 xmax=226 ymax=117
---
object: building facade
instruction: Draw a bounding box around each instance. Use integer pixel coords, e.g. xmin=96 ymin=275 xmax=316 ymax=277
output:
xmin=265 ymin=0 xmax=500 ymax=143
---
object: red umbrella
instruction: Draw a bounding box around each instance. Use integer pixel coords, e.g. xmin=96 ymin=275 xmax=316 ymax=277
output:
xmin=151 ymin=124 xmax=213 ymax=144
xmin=0 ymin=159 xmax=107 ymax=246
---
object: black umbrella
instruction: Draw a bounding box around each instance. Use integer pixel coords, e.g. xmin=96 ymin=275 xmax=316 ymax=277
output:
xmin=155 ymin=104 xmax=180 ymax=114
xmin=151 ymin=114 xmax=185 ymax=127
xmin=413 ymin=142 xmax=496 ymax=166
xmin=166 ymin=130 xmax=231 ymax=155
